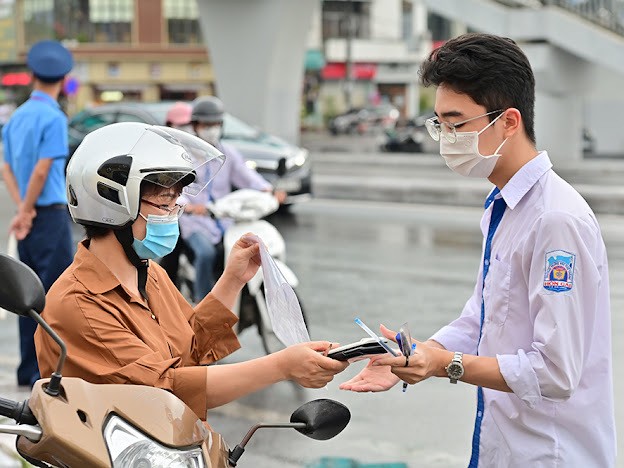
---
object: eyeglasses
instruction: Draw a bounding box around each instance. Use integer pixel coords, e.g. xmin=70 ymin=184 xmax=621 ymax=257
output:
xmin=140 ymin=198 xmax=186 ymax=219
xmin=425 ymin=109 xmax=503 ymax=144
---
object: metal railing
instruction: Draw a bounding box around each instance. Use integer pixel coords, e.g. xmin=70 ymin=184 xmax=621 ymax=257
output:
xmin=494 ymin=0 xmax=624 ymax=37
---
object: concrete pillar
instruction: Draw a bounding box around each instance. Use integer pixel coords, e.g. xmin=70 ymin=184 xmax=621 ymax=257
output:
xmin=197 ymin=0 xmax=316 ymax=145
xmin=406 ymin=80 xmax=419 ymax=118
xmin=523 ymin=43 xmax=595 ymax=163
xmin=534 ymin=93 xmax=583 ymax=164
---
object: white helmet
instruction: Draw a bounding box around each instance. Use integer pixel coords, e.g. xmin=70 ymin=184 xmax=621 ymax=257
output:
xmin=67 ymin=122 xmax=225 ymax=228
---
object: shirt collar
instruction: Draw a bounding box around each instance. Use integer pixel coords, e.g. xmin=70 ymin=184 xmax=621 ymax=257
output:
xmin=72 ymin=240 xmax=161 ymax=295
xmin=497 ymin=151 xmax=553 ymax=210
xmin=30 ymin=90 xmax=61 ymax=108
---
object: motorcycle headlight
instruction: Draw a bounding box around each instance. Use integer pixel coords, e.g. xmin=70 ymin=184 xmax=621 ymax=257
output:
xmin=104 ymin=415 xmax=206 ymax=468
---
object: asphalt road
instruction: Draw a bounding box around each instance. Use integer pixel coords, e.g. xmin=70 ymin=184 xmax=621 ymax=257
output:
xmin=0 ymin=159 xmax=622 ymax=466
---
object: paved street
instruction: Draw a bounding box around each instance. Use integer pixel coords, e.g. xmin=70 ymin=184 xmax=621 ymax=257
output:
xmin=0 ymin=145 xmax=622 ymax=466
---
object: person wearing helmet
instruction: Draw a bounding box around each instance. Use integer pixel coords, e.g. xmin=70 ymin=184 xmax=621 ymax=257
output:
xmin=170 ymin=96 xmax=286 ymax=302
xmin=2 ymin=40 xmax=74 ymax=387
xmin=165 ymin=101 xmax=193 ymax=134
xmin=34 ymin=122 xmax=348 ymax=421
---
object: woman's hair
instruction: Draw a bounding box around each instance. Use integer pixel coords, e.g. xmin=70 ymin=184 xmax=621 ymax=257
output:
xmin=83 ymin=179 xmax=187 ymax=239
xmin=419 ymin=33 xmax=536 ymax=144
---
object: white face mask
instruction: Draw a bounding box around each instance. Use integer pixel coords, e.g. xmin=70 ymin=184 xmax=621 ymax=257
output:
xmin=197 ymin=126 xmax=221 ymax=146
xmin=440 ymin=112 xmax=507 ymax=178
xmin=174 ymin=124 xmax=193 ymax=134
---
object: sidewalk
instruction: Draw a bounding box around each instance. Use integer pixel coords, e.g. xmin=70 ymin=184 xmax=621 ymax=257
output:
xmin=310 ymin=150 xmax=624 ymax=215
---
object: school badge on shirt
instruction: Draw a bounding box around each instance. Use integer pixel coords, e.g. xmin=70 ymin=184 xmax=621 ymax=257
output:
xmin=544 ymin=250 xmax=576 ymax=292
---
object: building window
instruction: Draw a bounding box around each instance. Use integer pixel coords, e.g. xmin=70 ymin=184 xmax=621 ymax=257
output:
xmin=107 ymin=62 xmax=120 ymax=77
xmin=322 ymin=0 xmax=371 ymax=41
xmin=24 ymin=0 xmax=54 ymax=45
xmin=164 ymin=0 xmax=201 ymax=44
xmin=24 ymin=0 xmax=133 ymax=46
xmin=89 ymin=0 xmax=133 ymax=43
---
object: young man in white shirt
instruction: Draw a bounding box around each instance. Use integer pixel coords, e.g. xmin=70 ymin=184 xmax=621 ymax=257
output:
xmin=340 ymin=33 xmax=616 ymax=467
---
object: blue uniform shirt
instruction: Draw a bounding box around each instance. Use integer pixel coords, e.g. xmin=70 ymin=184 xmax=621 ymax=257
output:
xmin=2 ymin=90 xmax=69 ymax=205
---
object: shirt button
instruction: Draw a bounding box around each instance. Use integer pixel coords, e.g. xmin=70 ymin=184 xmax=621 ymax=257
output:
xmin=484 ymin=259 xmax=490 ymax=266
xmin=223 ymin=323 xmax=230 ymax=329
xmin=151 ymin=314 xmax=156 ymax=320
xmin=477 ymin=411 xmax=483 ymax=418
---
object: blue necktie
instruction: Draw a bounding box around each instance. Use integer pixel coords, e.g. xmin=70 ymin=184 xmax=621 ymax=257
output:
xmin=468 ymin=190 xmax=507 ymax=468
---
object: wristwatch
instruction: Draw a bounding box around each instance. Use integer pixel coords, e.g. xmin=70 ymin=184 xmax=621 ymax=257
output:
xmin=445 ymin=351 xmax=464 ymax=384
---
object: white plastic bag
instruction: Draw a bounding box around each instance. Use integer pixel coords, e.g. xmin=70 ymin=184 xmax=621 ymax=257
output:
xmin=244 ymin=235 xmax=309 ymax=347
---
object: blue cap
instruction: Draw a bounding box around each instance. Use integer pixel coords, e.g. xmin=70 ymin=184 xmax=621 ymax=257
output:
xmin=27 ymin=40 xmax=73 ymax=83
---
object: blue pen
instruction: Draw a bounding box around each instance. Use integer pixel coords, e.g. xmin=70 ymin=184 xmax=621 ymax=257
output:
xmin=402 ymin=343 xmax=417 ymax=393
xmin=397 ymin=329 xmax=416 ymax=393
xmin=354 ymin=318 xmax=398 ymax=356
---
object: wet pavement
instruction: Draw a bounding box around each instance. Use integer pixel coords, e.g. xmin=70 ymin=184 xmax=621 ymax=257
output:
xmin=0 ymin=169 xmax=622 ymax=466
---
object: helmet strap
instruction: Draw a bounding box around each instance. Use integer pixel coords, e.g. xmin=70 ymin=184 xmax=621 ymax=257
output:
xmin=114 ymin=227 xmax=149 ymax=300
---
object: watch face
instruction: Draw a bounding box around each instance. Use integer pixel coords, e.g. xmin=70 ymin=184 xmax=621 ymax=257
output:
xmin=447 ymin=362 xmax=464 ymax=379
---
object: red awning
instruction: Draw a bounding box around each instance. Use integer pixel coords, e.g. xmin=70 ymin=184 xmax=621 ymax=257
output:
xmin=321 ymin=62 xmax=377 ymax=80
xmin=1 ymin=73 xmax=32 ymax=86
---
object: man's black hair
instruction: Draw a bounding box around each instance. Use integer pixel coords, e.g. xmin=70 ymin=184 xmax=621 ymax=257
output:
xmin=419 ymin=33 xmax=536 ymax=144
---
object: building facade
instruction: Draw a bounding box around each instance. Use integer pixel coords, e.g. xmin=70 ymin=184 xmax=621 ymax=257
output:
xmin=0 ymin=0 xmax=214 ymax=112
xmin=306 ymin=0 xmax=432 ymax=123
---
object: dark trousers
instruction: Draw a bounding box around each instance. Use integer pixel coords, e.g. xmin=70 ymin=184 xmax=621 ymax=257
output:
xmin=16 ymin=206 xmax=73 ymax=386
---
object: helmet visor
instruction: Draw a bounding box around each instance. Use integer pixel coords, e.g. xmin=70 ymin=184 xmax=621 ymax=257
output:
xmin=128 ymin=126 xmax=225 ymax=197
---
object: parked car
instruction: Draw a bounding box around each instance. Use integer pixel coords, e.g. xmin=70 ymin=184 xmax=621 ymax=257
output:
xmin=67 ymin=102 xmax=312 ymax=202
xmin=328 ymin=104 xmax=400 ymax=135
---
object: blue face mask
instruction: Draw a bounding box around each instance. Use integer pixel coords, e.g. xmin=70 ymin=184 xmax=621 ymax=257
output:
xmin=132 ymin=213 xmax=180 ymax=260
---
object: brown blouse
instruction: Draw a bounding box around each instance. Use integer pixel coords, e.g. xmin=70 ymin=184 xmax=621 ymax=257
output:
xmin=35 ymin=240 xmax=241 ymax=420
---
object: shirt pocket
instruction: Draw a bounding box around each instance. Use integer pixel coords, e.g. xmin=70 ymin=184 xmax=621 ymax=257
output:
xmin=484 ymin=257 xmax=511 ymax=326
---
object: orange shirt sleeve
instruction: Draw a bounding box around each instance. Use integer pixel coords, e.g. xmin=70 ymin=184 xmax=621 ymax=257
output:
xmin=36 ymin=265 xmax=241 ymax=420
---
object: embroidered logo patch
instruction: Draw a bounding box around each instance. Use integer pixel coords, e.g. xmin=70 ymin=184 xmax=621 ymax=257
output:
xmin=544 ymin=250 xmax=576 ymax=292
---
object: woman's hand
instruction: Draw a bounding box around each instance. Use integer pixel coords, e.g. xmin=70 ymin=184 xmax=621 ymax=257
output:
xmin=222 ymin=235 xmax=262 ymax=286
xmin=276 ymin=341 xmax=349 ymax=388
xmin=211 ymin=235 xmax=261 ymax=309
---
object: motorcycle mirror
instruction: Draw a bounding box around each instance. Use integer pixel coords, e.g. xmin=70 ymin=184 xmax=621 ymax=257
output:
xmin=228 ymin=399 xmax=350 ymax=466
xmin=290 ymin=398 xmax=351 ymax=440
xmin=0 ymin=254 xmax=46 ymax=316
xmin=0 ymin=254 xmax=66 ymax=397
xmin=277 ymin=157 xmax=287 ymax=177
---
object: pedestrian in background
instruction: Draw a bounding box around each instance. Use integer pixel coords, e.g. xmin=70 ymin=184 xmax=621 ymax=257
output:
xmin=340 ymin=33 xmax=615 ymax=467
xmin=2 ymin=40 xmax=74 ymax=387
xmin=161 ymin=98 xmax=286 ymax=302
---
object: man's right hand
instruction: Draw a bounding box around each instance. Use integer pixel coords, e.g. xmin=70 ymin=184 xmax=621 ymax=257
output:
xmin=10 ymin=208 xmax=36 ymax=240
xmin=338 ymin=355 xmax=401 ymax=392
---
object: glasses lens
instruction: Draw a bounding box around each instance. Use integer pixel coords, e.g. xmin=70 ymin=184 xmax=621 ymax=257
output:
xmin=440 ymin=123 xmax=457 ymax=144
xmin=425 ymin=119 xmax=440 ymax=141
xmin=171 ymin=203 xmax=186 ymax=219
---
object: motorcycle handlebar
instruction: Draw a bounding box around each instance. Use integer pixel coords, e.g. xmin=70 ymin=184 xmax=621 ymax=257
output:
xmin=0 ymin=397 xmax=38 ymax=425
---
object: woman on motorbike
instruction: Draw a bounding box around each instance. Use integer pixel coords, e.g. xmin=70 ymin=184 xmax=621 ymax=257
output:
xmin=34 ymin=122 xmax=348 ymax=421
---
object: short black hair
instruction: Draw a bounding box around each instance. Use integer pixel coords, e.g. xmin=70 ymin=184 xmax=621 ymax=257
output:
xmin=419 ymin=33 xmax=536 ymax=144
xmin=84 ymin=224 xmax=110 ymax=239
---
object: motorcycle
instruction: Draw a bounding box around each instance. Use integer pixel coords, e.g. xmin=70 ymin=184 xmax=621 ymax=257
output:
xmin=172 ymin=189 xmax=308 ymax=355
xmin=0 ymin=253 xmax=350 ymax=467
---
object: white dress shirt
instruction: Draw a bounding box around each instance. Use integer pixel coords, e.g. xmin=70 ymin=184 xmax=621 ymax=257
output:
xmin=431 ymin=151 xmax=616 ymax=467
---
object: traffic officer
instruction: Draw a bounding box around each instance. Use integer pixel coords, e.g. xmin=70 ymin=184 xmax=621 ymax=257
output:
xmin=2 ymin=40 xmax=75 ymax=387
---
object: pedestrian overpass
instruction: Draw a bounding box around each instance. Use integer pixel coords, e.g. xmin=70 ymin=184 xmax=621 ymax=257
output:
xmin=199 ymin=0 xmax=624 ymax=161
xmin=424 ymin=0 xmax=624 ymax=161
